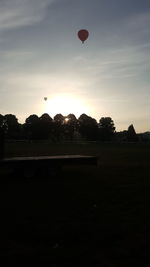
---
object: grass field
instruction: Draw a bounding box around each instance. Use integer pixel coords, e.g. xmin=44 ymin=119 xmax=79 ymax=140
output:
xmin=1 ymin=141 xmax=150 ymax=266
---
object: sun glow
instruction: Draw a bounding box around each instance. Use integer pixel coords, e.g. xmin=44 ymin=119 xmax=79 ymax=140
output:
xmin=64 ymin=117 xmax=69 ymax=123
xmin=45 ymin=94 xmax=90 ymax=118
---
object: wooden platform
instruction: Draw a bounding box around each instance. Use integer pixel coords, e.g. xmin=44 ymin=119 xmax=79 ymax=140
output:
xmin=0 ymin=155 xmax=98 ymax=178
xmin=0 ymin=155 xmax=98 ymax=165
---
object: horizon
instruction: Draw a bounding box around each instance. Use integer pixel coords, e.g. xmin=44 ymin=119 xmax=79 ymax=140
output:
xmin=0 ymin=0 xmax=150 ymax=133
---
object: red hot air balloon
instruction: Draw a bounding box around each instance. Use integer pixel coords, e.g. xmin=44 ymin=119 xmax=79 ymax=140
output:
xmin=78 ymin=29 xmax=89 ymax=43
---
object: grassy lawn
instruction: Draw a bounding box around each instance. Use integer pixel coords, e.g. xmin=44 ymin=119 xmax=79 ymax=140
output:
xmin=1 ymin=142 xmax=150 ymax=266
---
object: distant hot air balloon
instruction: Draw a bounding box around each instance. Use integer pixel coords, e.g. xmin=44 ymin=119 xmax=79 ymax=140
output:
xmin=78 ymin=29 xmax=89 ymax=43
xmin=44 ymin=97 xmax=47 ymax=101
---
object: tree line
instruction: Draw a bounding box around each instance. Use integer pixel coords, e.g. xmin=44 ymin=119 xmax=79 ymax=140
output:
xmin=0 ymin=113 xmax=138 ymax=142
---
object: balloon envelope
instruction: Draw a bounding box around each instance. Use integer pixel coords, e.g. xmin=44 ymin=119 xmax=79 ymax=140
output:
xmin=44 ymin=97 xmax=47 ymax=101
xmin=78 ymin=29 xmax=89 ymax=43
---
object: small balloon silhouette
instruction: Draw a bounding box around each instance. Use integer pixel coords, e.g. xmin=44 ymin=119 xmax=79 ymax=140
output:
xmin=78 ymin=29 xmax=89 ymax=43
xmin=44 ymin=97 xmax=47 ymax=101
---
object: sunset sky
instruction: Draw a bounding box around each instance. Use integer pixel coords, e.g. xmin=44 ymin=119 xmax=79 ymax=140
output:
xmin=0 ymin=0 xmax=150 ymax=132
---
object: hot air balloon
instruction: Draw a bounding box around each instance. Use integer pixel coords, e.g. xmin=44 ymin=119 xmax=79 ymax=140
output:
xmin=44 ymin=97 xmax=47 ymax=101
xmin=78 ymin=29 xmax=89 ymax=43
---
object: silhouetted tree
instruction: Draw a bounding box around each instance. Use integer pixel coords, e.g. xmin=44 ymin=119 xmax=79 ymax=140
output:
xmin=140 ymin=132 xmax=150 ymax=142
xmin=63 ymin=114 xmax=78 ymax=140
xmin=24 ymin=114 xmax=41 ymax=140
xmin=39 ymin=113 xmax=53 ymax=139
xmin=78 ymin=114 xmax=98 ymax=140
xmin=0 ymin=114 xmax=4 ymax=128
xmin=99 ymin=117 xmax=115 ymax=141
xmin=0 ymin=114 xmax=4 ymax=159
xmin=116 ymin=130 xmax=128 ymax=142
xmin=53 ymin=114 xmax=65 ymax=141
xmin=67 ymin=114 xmax=78 ymax=128
xmin=54 ymin=114 xmax=64 ymax=124
xmin=127 ymin=124 xmax=138 ymax=142
xmin=3 ymin=114 xmax=20 ymax=139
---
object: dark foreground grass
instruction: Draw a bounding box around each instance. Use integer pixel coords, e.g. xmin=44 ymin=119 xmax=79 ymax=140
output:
xmin=1 ymin=142 xmax=150 ymax=266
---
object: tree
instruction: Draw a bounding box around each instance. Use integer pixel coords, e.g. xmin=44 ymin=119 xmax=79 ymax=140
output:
xmin=127 ymin=124 xmax=138 ymax=142
xmin=0 ymin=114 xmax=4 ymax=159
xmin=78 ymin=114 xmax=98 ymax=140
xmin=99 ymin=117 xmax=115 ymax=141
xmin=54 ymin=114 xmax=64 ymax=124
xmin=24 ymin=114 xmax=41 ymax=140
xmin=39 ymin=113 xmax=53 ymax=139
xmin=63 ymin=114 xmax=78 ymax=140
xmin=0 ymin=114 xmax=4 ymax=128
xmin=3 ymin=114 xmax=20 ymax=139
xmin=53 ymin=114 xmax=65 ymax=141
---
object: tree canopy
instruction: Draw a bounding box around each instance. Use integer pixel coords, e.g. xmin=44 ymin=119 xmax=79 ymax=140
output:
xmin=99 ymin=117 xmax=115 ymax=141
xmin=0 ymin=112 xmax=140 ymax=143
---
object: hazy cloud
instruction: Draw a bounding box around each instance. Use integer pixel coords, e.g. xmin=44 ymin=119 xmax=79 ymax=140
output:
xmin=72 ymin=44 xmax=150 ymax=81
xmin=0 ymin=0 xmax=54 ymax=31
xmin=127 ymin=12 xmax=150 ymax=31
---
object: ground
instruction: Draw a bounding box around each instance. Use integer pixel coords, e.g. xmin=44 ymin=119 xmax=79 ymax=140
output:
xmin=1 ymin=141 xmax=150 ymax=266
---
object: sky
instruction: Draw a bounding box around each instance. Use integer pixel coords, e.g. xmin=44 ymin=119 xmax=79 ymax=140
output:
xmin=0 ymin=0 xmax=150 ymax=132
